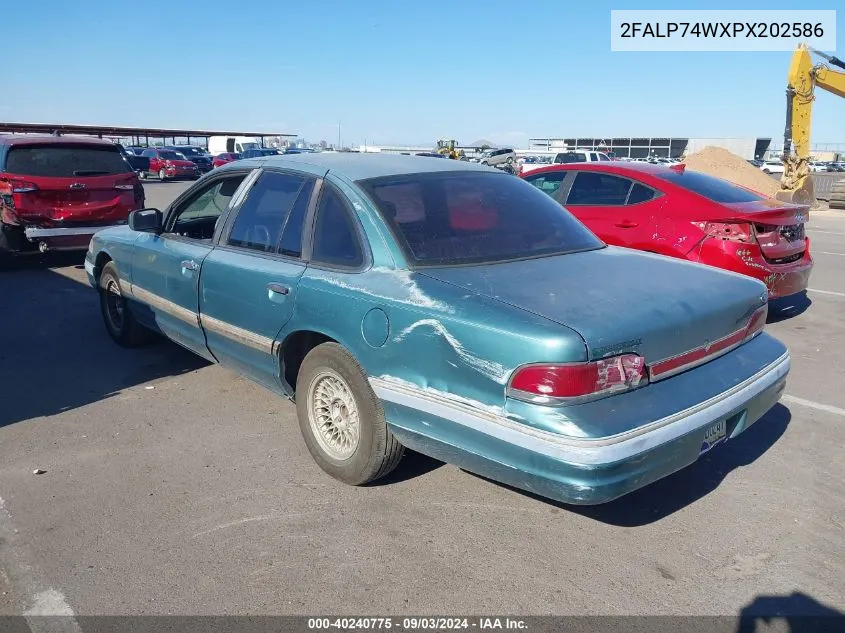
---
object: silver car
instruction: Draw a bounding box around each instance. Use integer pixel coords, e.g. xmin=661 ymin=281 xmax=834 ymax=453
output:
xmin=478 ymin=148 xmax=516 ymax=167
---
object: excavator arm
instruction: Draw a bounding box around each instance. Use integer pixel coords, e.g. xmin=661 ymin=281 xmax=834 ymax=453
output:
xmin=778 ymin=44 xmax=845 ymax=205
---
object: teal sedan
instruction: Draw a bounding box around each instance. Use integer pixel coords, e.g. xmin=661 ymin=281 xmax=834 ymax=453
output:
xmin=84 ymin=153 xmax=790 ymax=505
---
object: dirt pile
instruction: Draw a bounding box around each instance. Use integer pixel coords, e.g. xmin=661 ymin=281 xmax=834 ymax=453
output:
xmin=682 ymin=146 xmax=781 ymax=198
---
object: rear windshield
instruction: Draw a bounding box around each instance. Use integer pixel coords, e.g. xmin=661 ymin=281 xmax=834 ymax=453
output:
xmin=358 ymin=171 xmax=604 ymax=267
xmin=174 ymin=147 xmax=202 ymax=156
xmin=5 ymin=144 xmax=132 ymax=177
xmin=657 ymin=170 xmax=765 ymax=203
xmin=159 ymin=151 xmax=183 ymax=160
xmin=555 ymin=152 xmax=587 ymax=163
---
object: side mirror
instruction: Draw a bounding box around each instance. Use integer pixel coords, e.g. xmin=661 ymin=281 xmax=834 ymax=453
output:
xmin=129 ymin=208 xmax=163 ymax=234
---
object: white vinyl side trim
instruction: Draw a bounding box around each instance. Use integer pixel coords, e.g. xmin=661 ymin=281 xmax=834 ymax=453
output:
xmin=370 ymin=352 xmax=790 ymax=466
xmin=201 ymin=313 xmax=274 ymax=353
xmin=127 ymin=283 xmax=200 ymax=327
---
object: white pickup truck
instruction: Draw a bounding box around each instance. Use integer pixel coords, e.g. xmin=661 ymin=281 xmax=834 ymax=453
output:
xmin=519 ymin=149 xmax=612 ymax=174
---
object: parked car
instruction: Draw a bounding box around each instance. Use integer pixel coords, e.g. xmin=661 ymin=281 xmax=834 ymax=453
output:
xmin=163 ymin=145 xmax=213 ymax=172
xmin=827 ymin=162 xmax=845 ymax=172
xmin=521 ymin=162 xmax=813 ymax=298
xmin=747 ymin=159 xmax=764 ymax=168
xmin=115 ymin=143 xmax=151 ymax=178
xmin=475 ymin=148 xmax=516 ymax=167
xmin=521 ymin=149 xmax=612 ymax=174
xmin=0 ymin=135 xmax=144 ymax=259
xmin=85 ymin=154 xmax=788 ymax=506
xmin=140 ymin=149 xmax=199 ymax=181
xmin=212 ymin=152 xmax=241 ymax=168
xmin=761 ymin=160 xmax=785 ymax=175
xmin=240 ymin=148 xmax=282 ymax=159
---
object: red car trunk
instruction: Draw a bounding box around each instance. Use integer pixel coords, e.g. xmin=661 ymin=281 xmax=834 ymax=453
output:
xmin=715 ymin=200 xmax=809 ymax=262
xmin=10 ymin=173 xmax=138 ymax=226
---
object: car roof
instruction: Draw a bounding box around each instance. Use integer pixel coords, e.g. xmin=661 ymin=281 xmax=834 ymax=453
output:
xmin=0 ymin=134 xmax=117 ymax=147
xmin=528 ymin=161 xmax=683 ymax=177
xmin=231 ymin=152 xmax=499 ymax=180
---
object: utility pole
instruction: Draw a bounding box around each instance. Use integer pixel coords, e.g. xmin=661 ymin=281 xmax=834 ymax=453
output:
xmin=337 ymin=121 xmax=341 ymax=150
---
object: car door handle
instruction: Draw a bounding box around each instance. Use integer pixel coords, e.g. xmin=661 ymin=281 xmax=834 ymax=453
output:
xmin=615 ymin=221 xmax=638 ymax=228
xmin=267 ymin=283 xmax=290 ymax=296
xmin=181 ymin=260 xmax=199 ymax=271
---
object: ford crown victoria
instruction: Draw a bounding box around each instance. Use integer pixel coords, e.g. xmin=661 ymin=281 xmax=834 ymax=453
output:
xmin=84 ymin=154 xmax=790 ymax=505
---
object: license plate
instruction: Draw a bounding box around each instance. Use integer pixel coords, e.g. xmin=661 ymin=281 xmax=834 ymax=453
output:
xmin=700 ymin=419 xmax=727 ymax=455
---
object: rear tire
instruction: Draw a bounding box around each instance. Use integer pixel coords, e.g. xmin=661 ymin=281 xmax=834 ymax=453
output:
xmin=99 ymin=261 xmax=150 ymax=347
xmin=295 ymin=342 xmax=404 ymax=485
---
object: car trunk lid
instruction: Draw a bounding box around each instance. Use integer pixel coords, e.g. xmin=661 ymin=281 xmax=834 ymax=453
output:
xmin=420 ymin=247 xmax=769 ymax=379
xmin=716 ymin=200 xmax=809 ymax=262
xmin=2 ymin=143 xmax=138 ymax=225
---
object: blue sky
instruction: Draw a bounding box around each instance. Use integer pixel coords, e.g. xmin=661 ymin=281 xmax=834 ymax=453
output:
xmin=3 ymin=0 xmax=842 ymax=148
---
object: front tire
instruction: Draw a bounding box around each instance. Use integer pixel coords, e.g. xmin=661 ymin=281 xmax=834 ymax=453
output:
xmin=295 ymin=343 xmax=404 ymax=485
xmin=158 ymin=168 xmax=168 ymax=181
xmin=98 ymin=262 xmax=149 ymax=347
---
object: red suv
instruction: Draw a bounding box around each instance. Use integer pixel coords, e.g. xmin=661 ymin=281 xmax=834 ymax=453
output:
xmin=0 ymin=135 xmax=144 ymax=259
xmin=140 ymin=148 xmax=199 ymax=181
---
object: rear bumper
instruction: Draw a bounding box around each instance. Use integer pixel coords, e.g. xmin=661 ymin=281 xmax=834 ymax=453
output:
xmin=688 ymin=238 xmax=813 ymax=299
xmin=373 ymin=344 xmax=790 ymax=505
xmin=20 ymin=224 xmax=124 ymax=252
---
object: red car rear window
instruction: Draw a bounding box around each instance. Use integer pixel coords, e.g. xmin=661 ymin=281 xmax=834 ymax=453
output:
xmin=5 ymin=144 xmax=132 ymax=178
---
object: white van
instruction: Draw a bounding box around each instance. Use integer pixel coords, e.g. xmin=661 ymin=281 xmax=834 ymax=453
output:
xmin=207 ymin=136 xmax=262 ymax=156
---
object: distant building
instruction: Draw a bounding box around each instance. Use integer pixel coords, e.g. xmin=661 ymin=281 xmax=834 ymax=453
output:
xmin=527 ymin=137 xmax=774 ymax=160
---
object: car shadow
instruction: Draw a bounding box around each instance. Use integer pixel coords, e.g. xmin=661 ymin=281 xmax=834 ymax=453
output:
xmin=366 ymin=451 xmax=445 ymax=486
xmin=768 ymin=291 xmax=812 ymax=323
xmin=465 ymin=403 xmax=791 ymax=527
xmin=736 ymin=592 xmax=844 ymax=633
xmin=0 ymin=266 xmax=209 ymax=428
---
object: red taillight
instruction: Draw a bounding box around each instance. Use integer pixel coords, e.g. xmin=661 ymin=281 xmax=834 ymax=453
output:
xmin=509 ymin=354 xmax=647 ymax=402
xmin=10 ymin=178 xmax=39 ymax=194
xmin=745 ymin=304 xmax=768 ymax=340
xmin=692 ymin=221 xmax=753 ymax=243
xmin=114 ymin=177 xmax=137 ymax=191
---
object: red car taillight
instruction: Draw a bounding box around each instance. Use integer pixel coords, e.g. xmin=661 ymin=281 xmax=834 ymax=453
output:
xmin=692 ymin=221 xmax=753 ymax=243
xmin=745 ymin=304 xmax=768 ymax=341
xmin=509 ymin=354 xmax=647 ymax=402
xmin=10 ymin=178 xmax=39 ymax=194
xmin=114 ymin=177 xmax=137 ymax=191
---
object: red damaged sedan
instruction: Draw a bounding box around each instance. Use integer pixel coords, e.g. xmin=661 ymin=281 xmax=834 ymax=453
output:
xmin=522 ymin=162 xmax=813 ymax=299
xmin=212 ymin=152 xmax=240 ymax=168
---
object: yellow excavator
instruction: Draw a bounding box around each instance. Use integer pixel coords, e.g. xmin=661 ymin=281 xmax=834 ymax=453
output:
xmin=436 ymin=139 xmax=464 ymax=160
xmin=777 ymin=43 xmax=845 ymax=207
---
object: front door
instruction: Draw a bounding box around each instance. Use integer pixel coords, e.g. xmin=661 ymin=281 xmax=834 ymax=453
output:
xmin=199 ymin=169 xmax=316 ymax=390
xmin=130 ymin=171 xmax=252 ymax=359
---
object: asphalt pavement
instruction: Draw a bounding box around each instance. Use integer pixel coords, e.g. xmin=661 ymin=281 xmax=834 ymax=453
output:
xmin=0 ymin=180 xmax=843 ymax=619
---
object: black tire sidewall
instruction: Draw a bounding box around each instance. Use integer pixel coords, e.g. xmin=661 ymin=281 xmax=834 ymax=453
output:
xmin=295 ymin=343 xmax=389 ymax=485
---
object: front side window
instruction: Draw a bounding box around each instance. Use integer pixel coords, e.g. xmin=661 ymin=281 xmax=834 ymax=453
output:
xmin=360 ymin=171 xmax=603 ymax=267
xmin=168 ymin=175 xmax=247 ymax=239
xmin=228 ymin=171 xmax=309 ymax=253
xmin=566 ymin=172 xmax=632 ymax=206
xmin=524 ymin=171 xmax=568 ymax=197
xmin=311 ymin=185 xmax=364 ymax=268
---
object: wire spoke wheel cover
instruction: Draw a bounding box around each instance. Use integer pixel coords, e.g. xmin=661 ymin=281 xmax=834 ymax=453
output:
xmin=307 ymin=369 xmax=361 ymax=461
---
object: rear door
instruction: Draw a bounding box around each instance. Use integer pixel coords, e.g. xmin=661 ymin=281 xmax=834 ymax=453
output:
xmin=130 ymin=169 xmax=254 ymax=359
xmin=199 ymin=169 xmax=317 ymax=390
xmin=2 ymin=142 xmax=138 ymax=225
xmin=560 ymin=171 xmax=642 ymax=247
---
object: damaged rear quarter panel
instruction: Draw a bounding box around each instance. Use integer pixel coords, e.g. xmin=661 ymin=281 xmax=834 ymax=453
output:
xmin=289 ymin=265 xmax=589 ymax=421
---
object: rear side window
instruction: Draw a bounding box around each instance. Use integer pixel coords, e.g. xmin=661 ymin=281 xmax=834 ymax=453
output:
xmin=228 ymin=172 xmax=308 ymax=253
xmin=311 ymin=186 xmax=364 ymax=268
xmin=5 ymin=144 xmax=132 ymax=177
xmin=657 ymin=170 xmax=764 ymax=203
xmin=627 ymin=183 xmax=656 ymax=204
xmin=566 ymin=172 xmax=632 ymax=205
